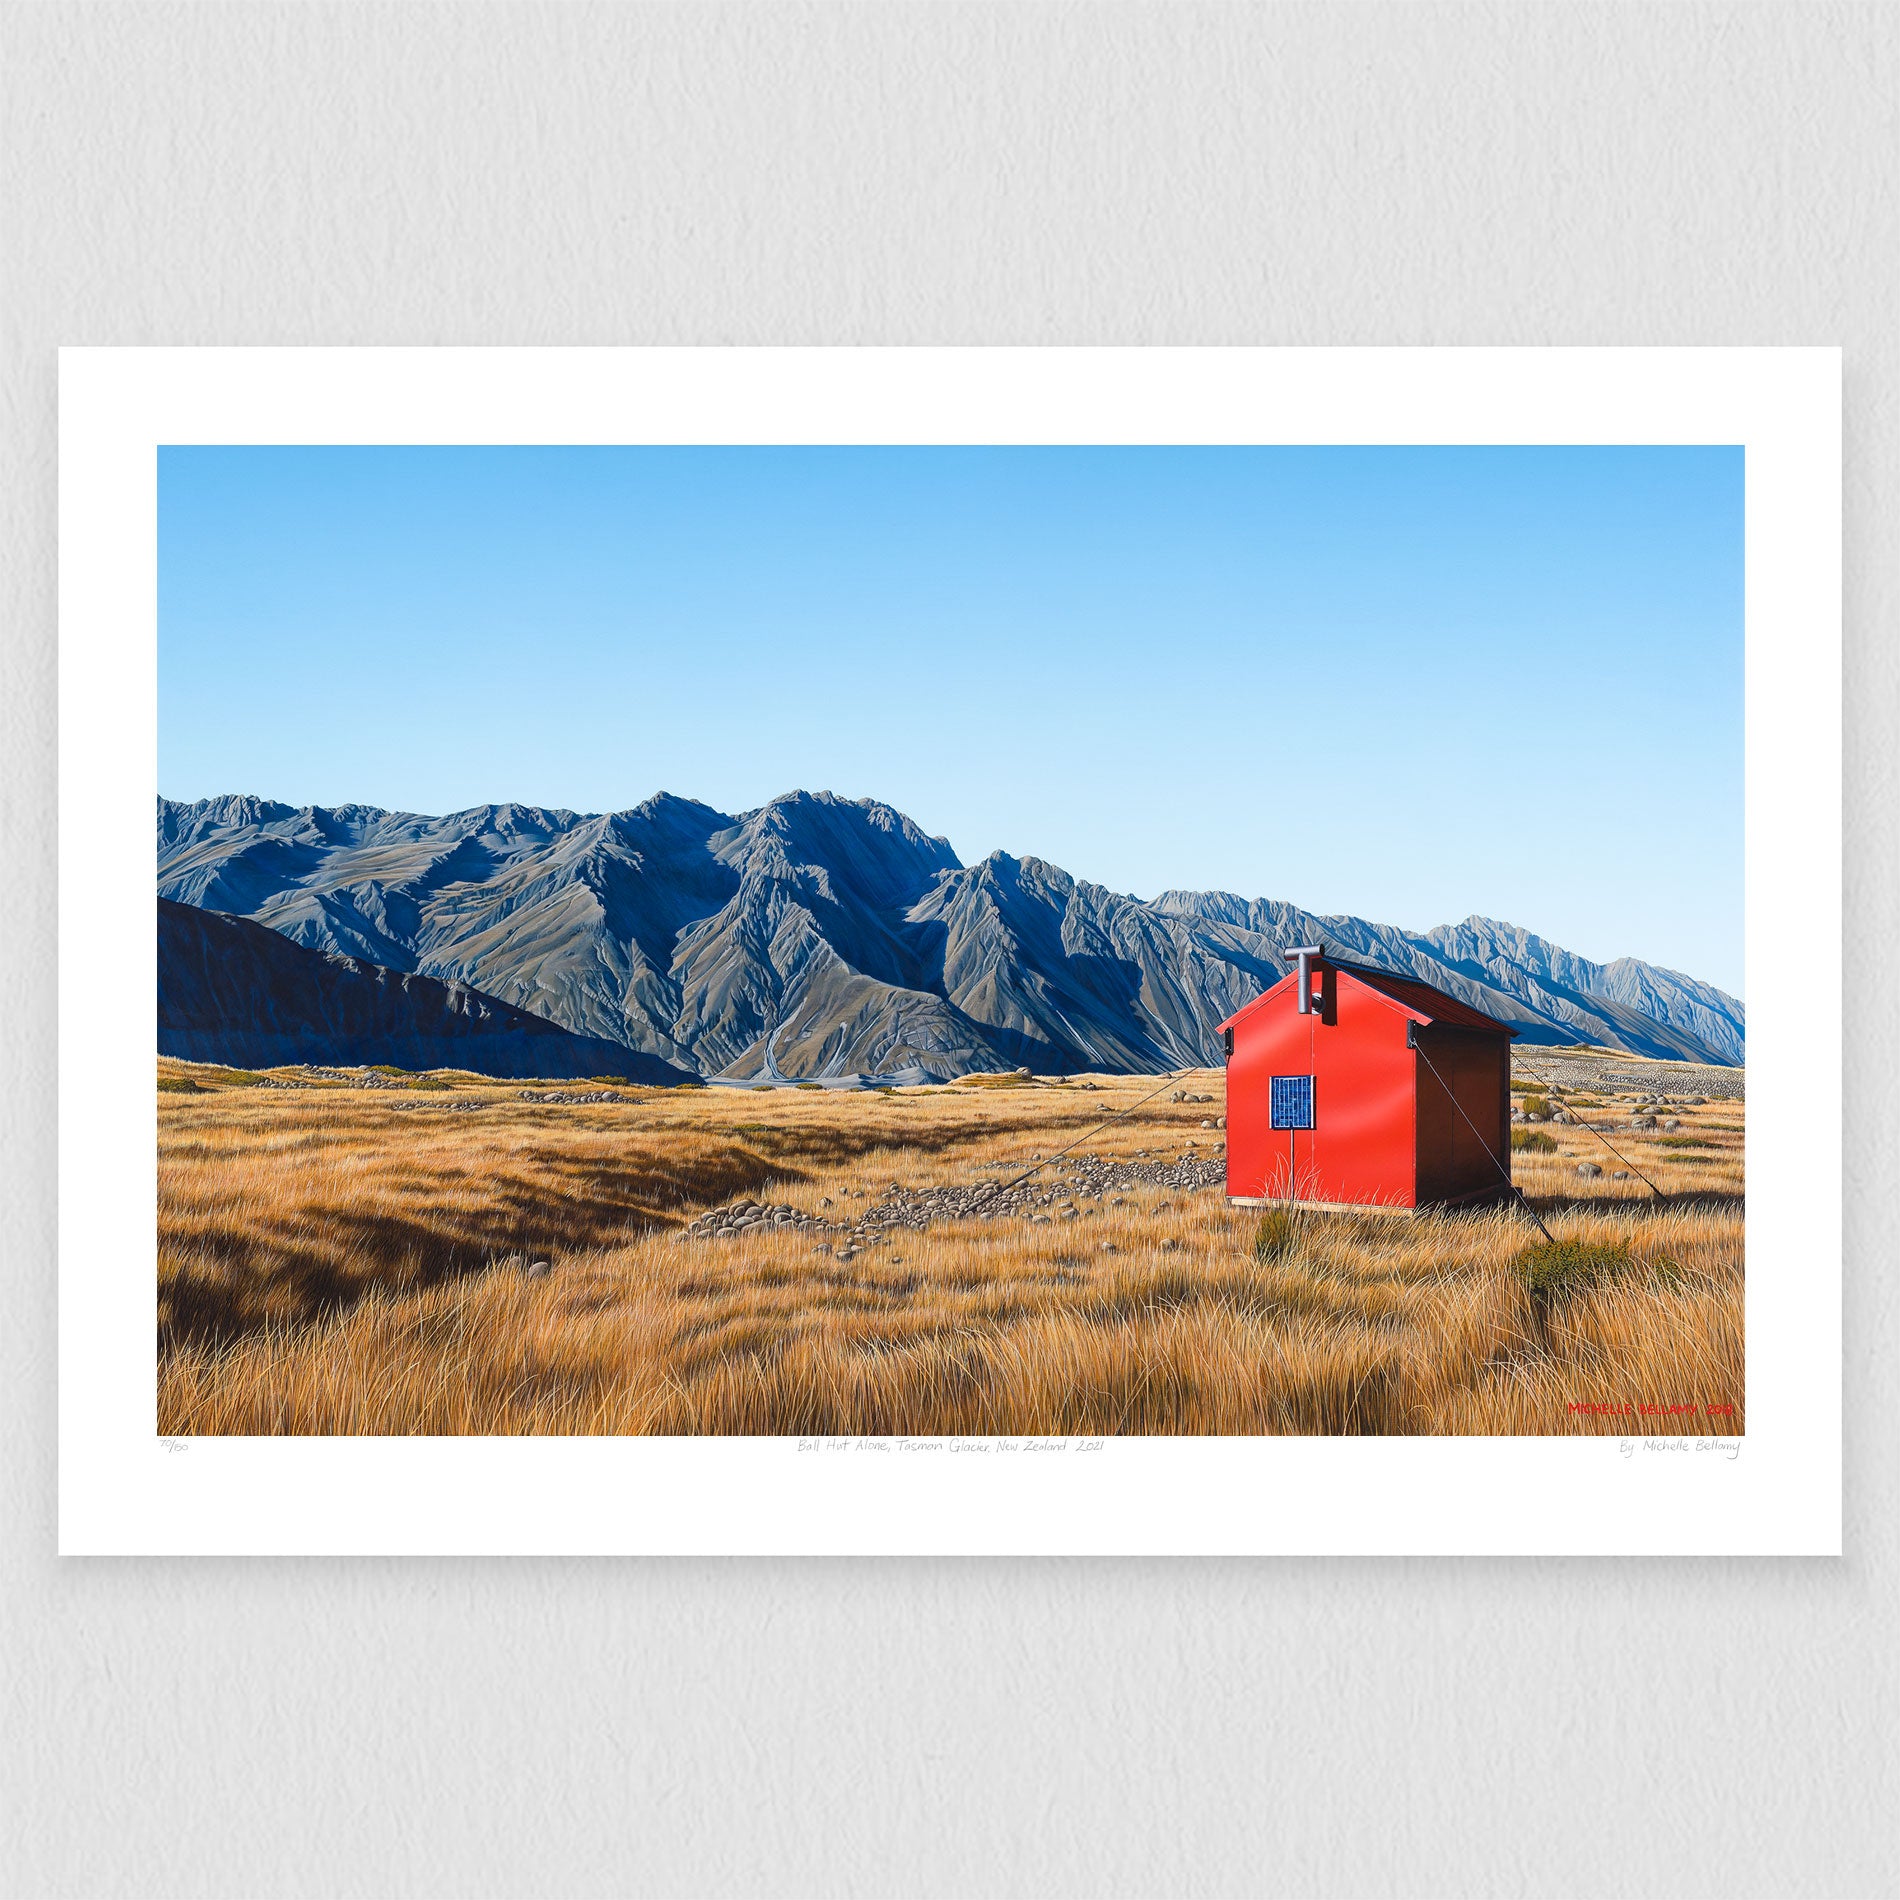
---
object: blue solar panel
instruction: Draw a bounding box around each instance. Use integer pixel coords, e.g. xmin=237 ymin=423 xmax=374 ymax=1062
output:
xmin=1270 ymin=1074 xmax=1315 ymax=1130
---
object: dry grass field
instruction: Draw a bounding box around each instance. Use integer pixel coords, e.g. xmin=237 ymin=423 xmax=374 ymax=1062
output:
xmin=157 ymin=1056 xmax=1744 ymax=1436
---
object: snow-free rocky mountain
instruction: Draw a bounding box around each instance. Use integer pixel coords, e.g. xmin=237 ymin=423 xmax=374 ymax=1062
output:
xmin=156 ymin=791 xmax=1745 ymax=1081
xmin=159 ymin=898 xmax=691 ymax=1082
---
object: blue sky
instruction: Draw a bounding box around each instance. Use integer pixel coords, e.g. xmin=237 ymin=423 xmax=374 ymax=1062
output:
xmin=159 ymin=445 xmax=1744 ymax=996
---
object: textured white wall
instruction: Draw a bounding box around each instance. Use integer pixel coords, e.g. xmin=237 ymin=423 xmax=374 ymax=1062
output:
xmin=4 ymin=5 xmax=1896 ymax=1894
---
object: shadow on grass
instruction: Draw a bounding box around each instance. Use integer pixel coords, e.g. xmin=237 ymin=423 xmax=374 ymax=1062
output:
xmin=160 ymin=1150 xmax=803 ymax=1349
xmin=1520 ymin=1189 xmax=1745 ymax=1218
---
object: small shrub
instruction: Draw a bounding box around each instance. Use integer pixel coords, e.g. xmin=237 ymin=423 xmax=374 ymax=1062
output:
xmin=410 ymin=1076 xmax=452 ymax=1091
xmin=1511 ymin=1128 xmax=1558 ymax=1153
xmin=368 ymin=1064 xmax=406 ymax=1078
xmin=1508 ymin=1079 xmax=1541 ymax=1094
xmin=589 ymin=1075 xmax=629 ymax=1086
xmin=1520 ymin=1095 xmax=1551 ymax=1121
xmin=1516 ymin=1237 xmax=1634 ymax=1300
xmin=793 ymin=1082 xmax=822 ymax=1092
xmin=1253 ymin=1208 xmax=1306 ymax=1261
xmin=157 ymin=1076 xmax=205 ymax=1094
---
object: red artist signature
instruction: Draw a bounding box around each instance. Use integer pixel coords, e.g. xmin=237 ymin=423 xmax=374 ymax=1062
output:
xmin=1569 ymin=1402 xmax=1736 ymax=1418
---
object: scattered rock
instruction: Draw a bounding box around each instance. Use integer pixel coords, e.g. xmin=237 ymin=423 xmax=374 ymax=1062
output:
xmin=525 ymin=1259 xmax=552 ymax=1278
xmin=1612 ymin=1170 xmax=1630 ymax=1180
xmin=675 ymin=1148 xmax=1229 ymax=1252
xmin=1576 ymin=1163 xmax=1602 ymax=1178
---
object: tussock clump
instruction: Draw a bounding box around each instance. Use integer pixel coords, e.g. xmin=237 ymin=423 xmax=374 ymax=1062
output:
xmin=1253 ymin=1208 xmax=1308 ymax=1261
xmin=1647 ymin=1252 xmax=1688 ymax=1291
xmin=158 ymin=1075 xmax=206 ymax=1094
xmin=1511 ymin=1129 xmax=1558 ymax=1153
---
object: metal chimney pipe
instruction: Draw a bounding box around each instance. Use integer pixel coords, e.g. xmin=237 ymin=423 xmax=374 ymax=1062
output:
xmin=1290 ymin=944 xmax=1325 ymax=1016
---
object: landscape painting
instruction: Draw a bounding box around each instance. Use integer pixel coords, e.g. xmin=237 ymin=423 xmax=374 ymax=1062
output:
xmin=155 ymin=444 xmax=1744 ymax=1437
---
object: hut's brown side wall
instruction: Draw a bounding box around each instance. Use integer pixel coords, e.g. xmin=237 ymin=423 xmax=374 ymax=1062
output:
xmin=1413 ymin=1026 xmax=1513 ymax=1206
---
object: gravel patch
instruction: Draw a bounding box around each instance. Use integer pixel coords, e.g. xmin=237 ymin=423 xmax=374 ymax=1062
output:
xmin=675 ymin=1149 xmax=1228 ymax=1255
xmin=1513 ymin=1048 xmax=1744 ymax=1100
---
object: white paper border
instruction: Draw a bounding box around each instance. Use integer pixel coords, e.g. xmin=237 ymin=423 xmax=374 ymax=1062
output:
xmin=59 ymin=347 xmax=1840 ymax=1554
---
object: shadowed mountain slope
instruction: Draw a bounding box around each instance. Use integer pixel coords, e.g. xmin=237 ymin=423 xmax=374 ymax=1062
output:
xmin=158 ymin=791 xmax=1744 ymax=1076
xmin=157 ymin=898 xmax=692 ymax=1081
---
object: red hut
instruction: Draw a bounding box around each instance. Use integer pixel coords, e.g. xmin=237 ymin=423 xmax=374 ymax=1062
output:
xmin=1219 ymin=946 xmax=1518 ymax=1212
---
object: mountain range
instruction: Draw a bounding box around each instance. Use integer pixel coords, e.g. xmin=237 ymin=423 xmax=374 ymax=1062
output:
xmin=156 ymin=790 xmax=1745 ymax=1080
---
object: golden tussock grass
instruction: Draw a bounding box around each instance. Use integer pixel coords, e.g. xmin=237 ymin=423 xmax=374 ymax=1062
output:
xmin=155 ymin=1058 xmax=1745 ymax=1437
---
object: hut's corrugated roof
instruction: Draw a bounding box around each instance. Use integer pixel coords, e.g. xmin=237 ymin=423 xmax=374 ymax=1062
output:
xmin=1219 ymin=960 xmax=1519 ymax=1037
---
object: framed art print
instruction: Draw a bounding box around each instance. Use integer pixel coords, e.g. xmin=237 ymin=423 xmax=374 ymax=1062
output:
xmin=57 ymin=346 xmax=1839 ymax=1553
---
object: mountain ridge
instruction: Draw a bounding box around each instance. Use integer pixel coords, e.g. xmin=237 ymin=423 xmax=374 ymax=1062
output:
xmin=156 ymin=790 xmax=1745 ymax=1077
xmin=157 ymin=898 xmax=693 ymax=1081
